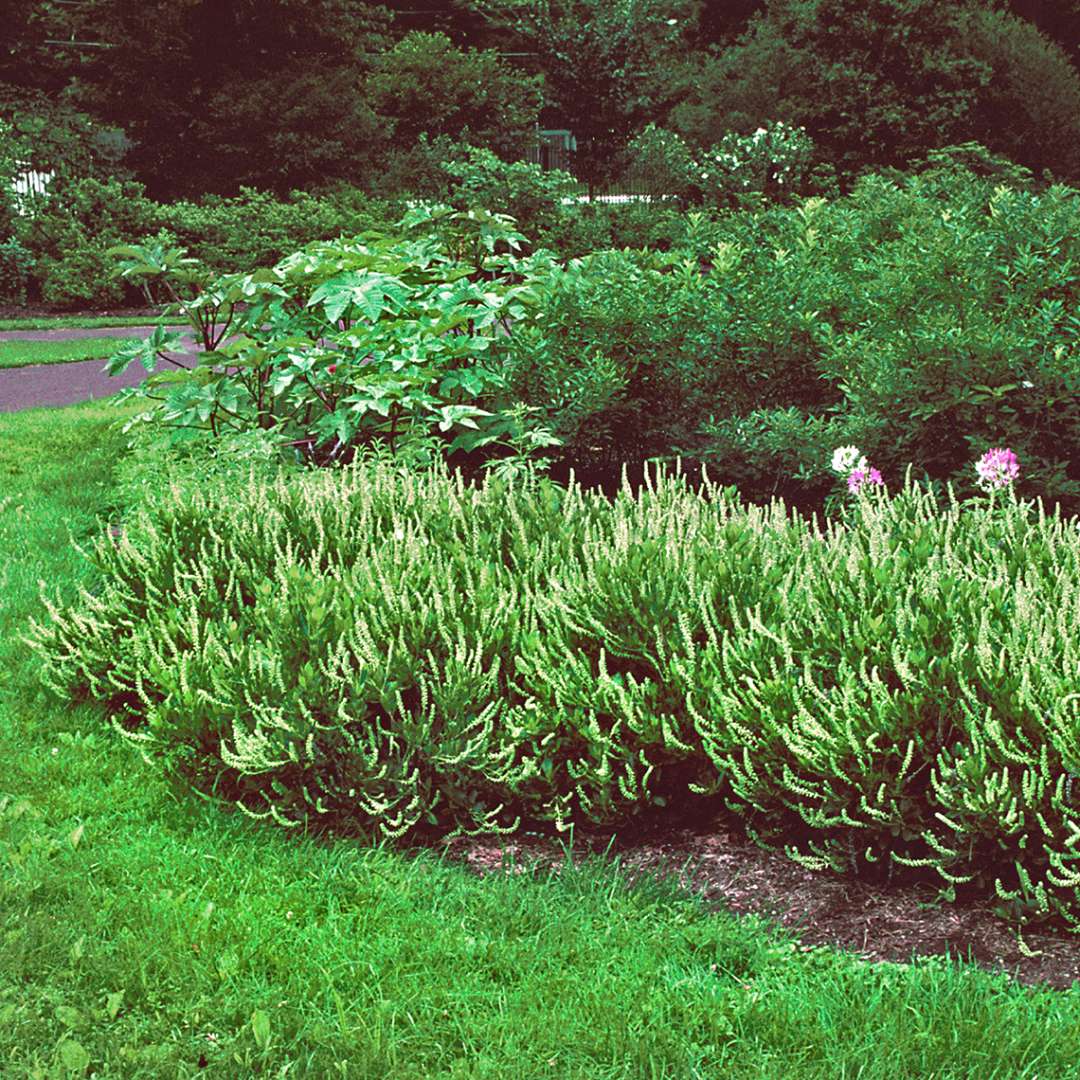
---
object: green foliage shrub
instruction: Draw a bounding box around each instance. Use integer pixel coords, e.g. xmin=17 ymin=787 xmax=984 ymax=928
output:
xmin=536 ymin=200 xmax=691 ymax=257
xmin=15 ymin=176 xmax=159 ymax=307
xmin=106 ymin=206 xmax=556 ymax=467
xmin=12 ymin=178 xmax=402 ymax=309
xmin=366 ymin=32 xmax=542 ymax=161
xmin=30 ymin=459 xmax=1080 ymax=927
xmin=699 ymin=163 xmax=1080 ymax=509
xmin=509 ymin=161 xmax=1080 ymax=514
xmin=0 ymin=237 xmax=34 ymax=305
xmin=156 ymin=187 xmax=400 ymax=275
xmin=429 ymin=143 xmax=692 ymax=256
xmin=503 ymin=247 xmax=767 ymax=469
xmin=442 ymin=146 xmax=579 ymax=239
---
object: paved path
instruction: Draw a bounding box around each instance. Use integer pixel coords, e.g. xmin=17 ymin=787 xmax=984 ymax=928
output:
xmin=0 ymin=325 xmax=197 ymax=413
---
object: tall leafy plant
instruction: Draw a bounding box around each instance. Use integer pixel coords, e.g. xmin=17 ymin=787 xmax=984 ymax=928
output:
xmin=106 ymin=207 xmax=556 ymax=465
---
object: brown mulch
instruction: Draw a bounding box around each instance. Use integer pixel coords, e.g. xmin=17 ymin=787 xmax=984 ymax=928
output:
xmin=436 ymin=817 xmax=1080 ymax=991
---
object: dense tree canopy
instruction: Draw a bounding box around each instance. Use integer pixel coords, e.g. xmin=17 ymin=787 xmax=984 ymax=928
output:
xmin=0 ymin=0 xmax=74 ymax=96
xmin=465 ymin=0 xmax=697 ymax=187
xmin=669 ymin=0 xmax=1080 ymax=182
xmin=2 ymin=0 xmax=1079 ymax=196
xmin=1002 ymin=0 xmax=1080 ymax=63
xmin=54 ymin=0 xmax=393 ymax=196
xmin=366 ymin=31 xmax=542 ymax=158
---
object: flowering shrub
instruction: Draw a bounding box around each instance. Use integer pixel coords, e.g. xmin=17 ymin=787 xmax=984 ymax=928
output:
xmin=831 ymin=445 xmax=866 ymax=476
xmin=846 ymin=467 xmax=883 ymax=494
xmin=828 ymin=444 xmax=885 ymax=498
xmin=830 ymin=445 xmax=884 ymax=494
xmin=441 ymin=145 xmax=578 ymax=238
xmin=621 ymin=121 xmax=814 ymax=206
xmin=30 ymin=457 xmax=1080 ymax=930
xmin=683 ymin=163 xmax=1080 ymax=514
xmin=695 ymin=121 xmax=814 ymax=206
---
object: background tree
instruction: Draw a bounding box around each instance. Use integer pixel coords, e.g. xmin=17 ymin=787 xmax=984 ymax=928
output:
xmin=669 ymin=0 xmax=1080 ymax=184
xmin=693 ymin=0 xmax=764 ymax=43
xmin=465 ymin=0 xmax=697 ymax=190
xmin=962 ymin=4 xmax=1080 ymax=178
xmin=997 ymin=0 xmax=1080 ymax=64
xmin=0 ymin=0 xmax=77 ymax=97
xmin=365 ymin=31 xmax=543 ymax=158
xmin=63 ymin=0 xmax=392 ymax=198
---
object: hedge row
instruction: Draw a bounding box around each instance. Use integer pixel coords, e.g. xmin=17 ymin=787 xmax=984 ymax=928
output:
xmin=29 ymin=456 xmax=1080 ymax=927
xmin=2 ymin=179 xmax=401 ymax=309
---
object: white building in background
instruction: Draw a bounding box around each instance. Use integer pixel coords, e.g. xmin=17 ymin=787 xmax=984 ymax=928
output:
xmin=10 ymin=166 xmax=54 ymax=213
xmin=2 ymin=117 xmax=55 ymax=214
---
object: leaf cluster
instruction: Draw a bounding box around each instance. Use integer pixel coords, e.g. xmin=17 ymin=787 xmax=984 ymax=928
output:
xmin=105 ymin=207 xmax=556 ymax=465
xmin=503 ymin=162 xmax=1080 ymax=515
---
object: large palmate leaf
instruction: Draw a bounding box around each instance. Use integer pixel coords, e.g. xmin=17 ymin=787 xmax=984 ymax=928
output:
xmin=307 ymin=271 xmax=412 ymax=323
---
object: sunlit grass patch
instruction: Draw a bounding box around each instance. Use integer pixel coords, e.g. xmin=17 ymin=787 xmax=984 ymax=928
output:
xmin=0 ymin=337 xmax=137 ymax=369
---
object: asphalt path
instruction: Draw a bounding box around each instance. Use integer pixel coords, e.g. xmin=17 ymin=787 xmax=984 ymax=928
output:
xmin=0 ymin=325 xmax=197 ymax=413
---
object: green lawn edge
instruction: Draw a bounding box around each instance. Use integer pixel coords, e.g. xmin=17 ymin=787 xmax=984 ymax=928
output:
xmin=0 ymin=315 xmax=164 ymax=331
xmin=0 ymin=337 xmax=138 ymax=369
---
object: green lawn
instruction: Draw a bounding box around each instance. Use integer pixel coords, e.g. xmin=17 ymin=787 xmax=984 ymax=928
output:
xmin=0 ymin=315 xmax=161 ymax=331
xmin=0 ymin=337 xmax=137 ymax=369
xmin=2 ymin=403 xmax=1079 ymax=1078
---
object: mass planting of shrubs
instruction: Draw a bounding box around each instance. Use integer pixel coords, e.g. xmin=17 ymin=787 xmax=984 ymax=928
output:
xmin=103 ymin=158 xmax=1080 ymax=517
xmin=11 ymin=5 xmax=1080 ymax=1070
xmin=29 ymin=445 xmax=1080 ymax=928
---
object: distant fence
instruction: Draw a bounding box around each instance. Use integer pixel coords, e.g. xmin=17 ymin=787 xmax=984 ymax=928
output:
xmin=526 ymin=131 xmax=681 ymax=201
xmin=525 ymin=129 xmax=576 ymax=174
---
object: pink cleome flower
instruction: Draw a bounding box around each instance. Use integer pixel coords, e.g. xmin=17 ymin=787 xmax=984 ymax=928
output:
xmin=975 ymin=447 xmax=1019 ymax=492
xmin=847 ymin=467 xmax=883 ymax=494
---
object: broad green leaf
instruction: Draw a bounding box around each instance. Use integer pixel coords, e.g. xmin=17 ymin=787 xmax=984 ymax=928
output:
xmin=55 ymin=1005 xmax=84 ymax=1028
xmin=58 ymin=1040 xmax=91 ymax=1072
xmin=251 ymin=1009 xmax=272 ymax=1050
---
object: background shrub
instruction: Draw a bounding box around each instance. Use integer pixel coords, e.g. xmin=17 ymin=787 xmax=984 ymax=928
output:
xmin=0 ymin=236 xmax=34 ymax=305
xmin=15 ymin=175 xmax=158 ymax=307
xmin=10 ymin=180 xmax=403 ymax=308
xmin=157 ymin=187 xmax=400 ymax=275
xmin=442 ymin=146 xmax=579 ymax=240
xmin=506 ymin=161 xmax=1080 ymax=514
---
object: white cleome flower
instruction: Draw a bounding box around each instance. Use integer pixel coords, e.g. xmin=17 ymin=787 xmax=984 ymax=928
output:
xmin=831 ymin=445 xmax=863 ymax=475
